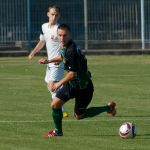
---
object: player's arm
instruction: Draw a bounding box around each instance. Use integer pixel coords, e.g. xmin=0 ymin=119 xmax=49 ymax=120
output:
xmin=39 ymin=55 xmax=63 ymax=64
xmin=52 ymin=49 xmax=78 ymax=92
xmin=28 ymin=40 xmax=45 ymax=60
xmin=51 ymin=71 xmax=76 ymax=92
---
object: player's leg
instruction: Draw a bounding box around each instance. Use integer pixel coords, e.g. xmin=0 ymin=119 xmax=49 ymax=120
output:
xmin=61 ymin=105 xmax=68 ymax=117
xmin=74 ymin=80 xmax=116 ymax=118
xmin=45 ymin=66 xmax=68 ymax=117
xmin=43 ymin=83 xmax=72 ymax=138
xmin=47 ymin=81 xmax=56 ymax=98
xmin=43 ymin=97 xmax=64 ymax=138
xmin=84 ymin=101 xmax=116 ymax=117
xmin=74 ymin=80 xmax=94 ymax=120
xmin=47 ymin=81 xmax=68 ymax=117
xmin=51 ymin=97 xmax=64 ymax=134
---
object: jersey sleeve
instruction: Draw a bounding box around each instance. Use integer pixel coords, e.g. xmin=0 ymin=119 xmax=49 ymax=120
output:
xmin=39 ymin=34 xmax=45 ymax=41
xmin=39 ymin=25 xmax=45 ymax=41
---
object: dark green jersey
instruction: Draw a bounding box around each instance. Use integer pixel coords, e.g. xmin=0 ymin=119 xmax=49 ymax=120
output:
xmin=61 ymin=40 xmax=91 ymax=89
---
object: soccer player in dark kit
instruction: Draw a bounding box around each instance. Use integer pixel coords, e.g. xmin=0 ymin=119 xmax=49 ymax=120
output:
xmin=39 ymin=24 xmax=116 ymax=137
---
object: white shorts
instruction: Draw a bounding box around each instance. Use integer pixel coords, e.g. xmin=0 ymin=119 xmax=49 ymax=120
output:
xmin=45 ymin=66 xmax=64 ymax=83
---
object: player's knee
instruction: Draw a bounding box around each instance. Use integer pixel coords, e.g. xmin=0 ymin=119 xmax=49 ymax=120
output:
xmin=50 ymin=99 xmax=62 ymax=109
xmin=51 ymin=102 xmax=57 ymax=109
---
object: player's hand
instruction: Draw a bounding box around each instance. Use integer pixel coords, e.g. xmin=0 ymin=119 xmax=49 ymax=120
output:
xmin=54 ymin=62 xmax=60 ymax=65
xmin=51 ymin=82 xmax=61 ymax=92
xmin=39 ymin=57 xmax=48 ymax=64
xmin=28 ymin=53 xmax=34 ymax=60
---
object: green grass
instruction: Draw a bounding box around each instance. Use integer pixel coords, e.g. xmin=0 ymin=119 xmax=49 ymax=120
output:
xmin=0 ymin=56 xmax=150 ymax=150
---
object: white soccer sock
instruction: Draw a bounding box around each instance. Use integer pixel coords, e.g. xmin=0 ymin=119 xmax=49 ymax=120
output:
xmin=61 ymin=105 xmax=66 ymax=112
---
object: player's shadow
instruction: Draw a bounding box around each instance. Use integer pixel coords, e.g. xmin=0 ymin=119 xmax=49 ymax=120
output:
xmin=85 ymin=106 xmax=108 ymax=118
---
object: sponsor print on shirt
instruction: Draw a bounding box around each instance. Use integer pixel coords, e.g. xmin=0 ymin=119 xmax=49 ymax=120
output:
xmin=50 ymin=35 xmax=58 ymax=42
xmin=50 ymin=35 xmax=54 ymax=40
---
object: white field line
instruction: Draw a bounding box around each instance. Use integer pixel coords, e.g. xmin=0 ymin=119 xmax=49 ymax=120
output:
xmin=0 ymin=118 xmax=150 ymax=123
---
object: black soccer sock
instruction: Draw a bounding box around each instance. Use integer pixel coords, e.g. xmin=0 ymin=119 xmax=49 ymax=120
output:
xmin=98 ymin=105 xmax=111 ymax=112
xmin=52 ymin=108 xmax=63 ymax=134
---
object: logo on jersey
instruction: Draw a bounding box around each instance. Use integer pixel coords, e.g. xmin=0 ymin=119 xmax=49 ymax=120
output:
xmin=50 ymin=35 xmax=54 ymax=40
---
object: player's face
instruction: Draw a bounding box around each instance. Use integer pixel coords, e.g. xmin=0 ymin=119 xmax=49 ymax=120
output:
xmin=47 ymin=8 xmax=60 ymax=25
xmin=57 ymin=29 xmax=71 ymax=48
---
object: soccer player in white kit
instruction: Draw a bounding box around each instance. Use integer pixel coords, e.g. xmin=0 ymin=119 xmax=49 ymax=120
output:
xmin=28 ymin=5 xmax=68 ymax=117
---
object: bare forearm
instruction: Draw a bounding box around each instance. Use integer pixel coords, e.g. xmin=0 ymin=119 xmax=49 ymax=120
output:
xmin=48 ymin=56 xmax=62 ymax=63
xmin=28 ymin=41 xmax=45 ymax=60
xmin=39 ymin=56 xmax=62 ymax=64
xmin=58 ymin=72 xmax=76 ymax=86
xmin=31 ymin=41 xmax=45 ymax=55
xmin=51 ymin=71 xmax=76 ymax=92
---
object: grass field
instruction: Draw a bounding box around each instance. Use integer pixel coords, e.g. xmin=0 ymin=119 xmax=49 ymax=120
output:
xmin=0 ymin=55 xmax=150 ymax=150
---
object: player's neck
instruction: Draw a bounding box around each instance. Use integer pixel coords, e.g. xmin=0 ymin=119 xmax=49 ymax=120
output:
xmin=49 ymin=22 xmax=57 ymax=28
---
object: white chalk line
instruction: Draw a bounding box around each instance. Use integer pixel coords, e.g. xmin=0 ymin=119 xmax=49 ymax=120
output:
xmin=0 ymin=117 xmax=149 ymax=123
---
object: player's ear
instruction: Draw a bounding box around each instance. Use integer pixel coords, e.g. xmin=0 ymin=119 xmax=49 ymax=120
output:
xmin=47 ymin=12 xmax=50 ymax=17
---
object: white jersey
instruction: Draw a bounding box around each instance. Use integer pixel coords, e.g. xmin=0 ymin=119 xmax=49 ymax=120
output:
xmin=40 ymin=22 xmax=63 ymax=68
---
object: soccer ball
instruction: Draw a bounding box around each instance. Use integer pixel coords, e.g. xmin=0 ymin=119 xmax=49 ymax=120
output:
xmin=119 ymin=122 xmax=136 ymax=138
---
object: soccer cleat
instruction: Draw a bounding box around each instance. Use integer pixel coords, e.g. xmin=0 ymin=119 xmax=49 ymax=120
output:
xmin=63 ymin=111 xmax=68 ymax=118
xmin=43 ymin=130 xmax=63 ymax=138
xmin=107 ymin=101 xmax=116 ymax=116
xmin=74 ymin=113 xmax=85 ymax=120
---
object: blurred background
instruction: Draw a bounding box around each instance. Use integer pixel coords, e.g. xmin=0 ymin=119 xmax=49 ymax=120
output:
xmin=0 ymin=0 xmax=150 ymax=55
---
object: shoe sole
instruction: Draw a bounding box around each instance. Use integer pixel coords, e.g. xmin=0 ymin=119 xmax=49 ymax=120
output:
xmin=107 ymin=101 xmax=116 ymax=116
xmin=107 ymin=109 xmax=116 ymax=116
